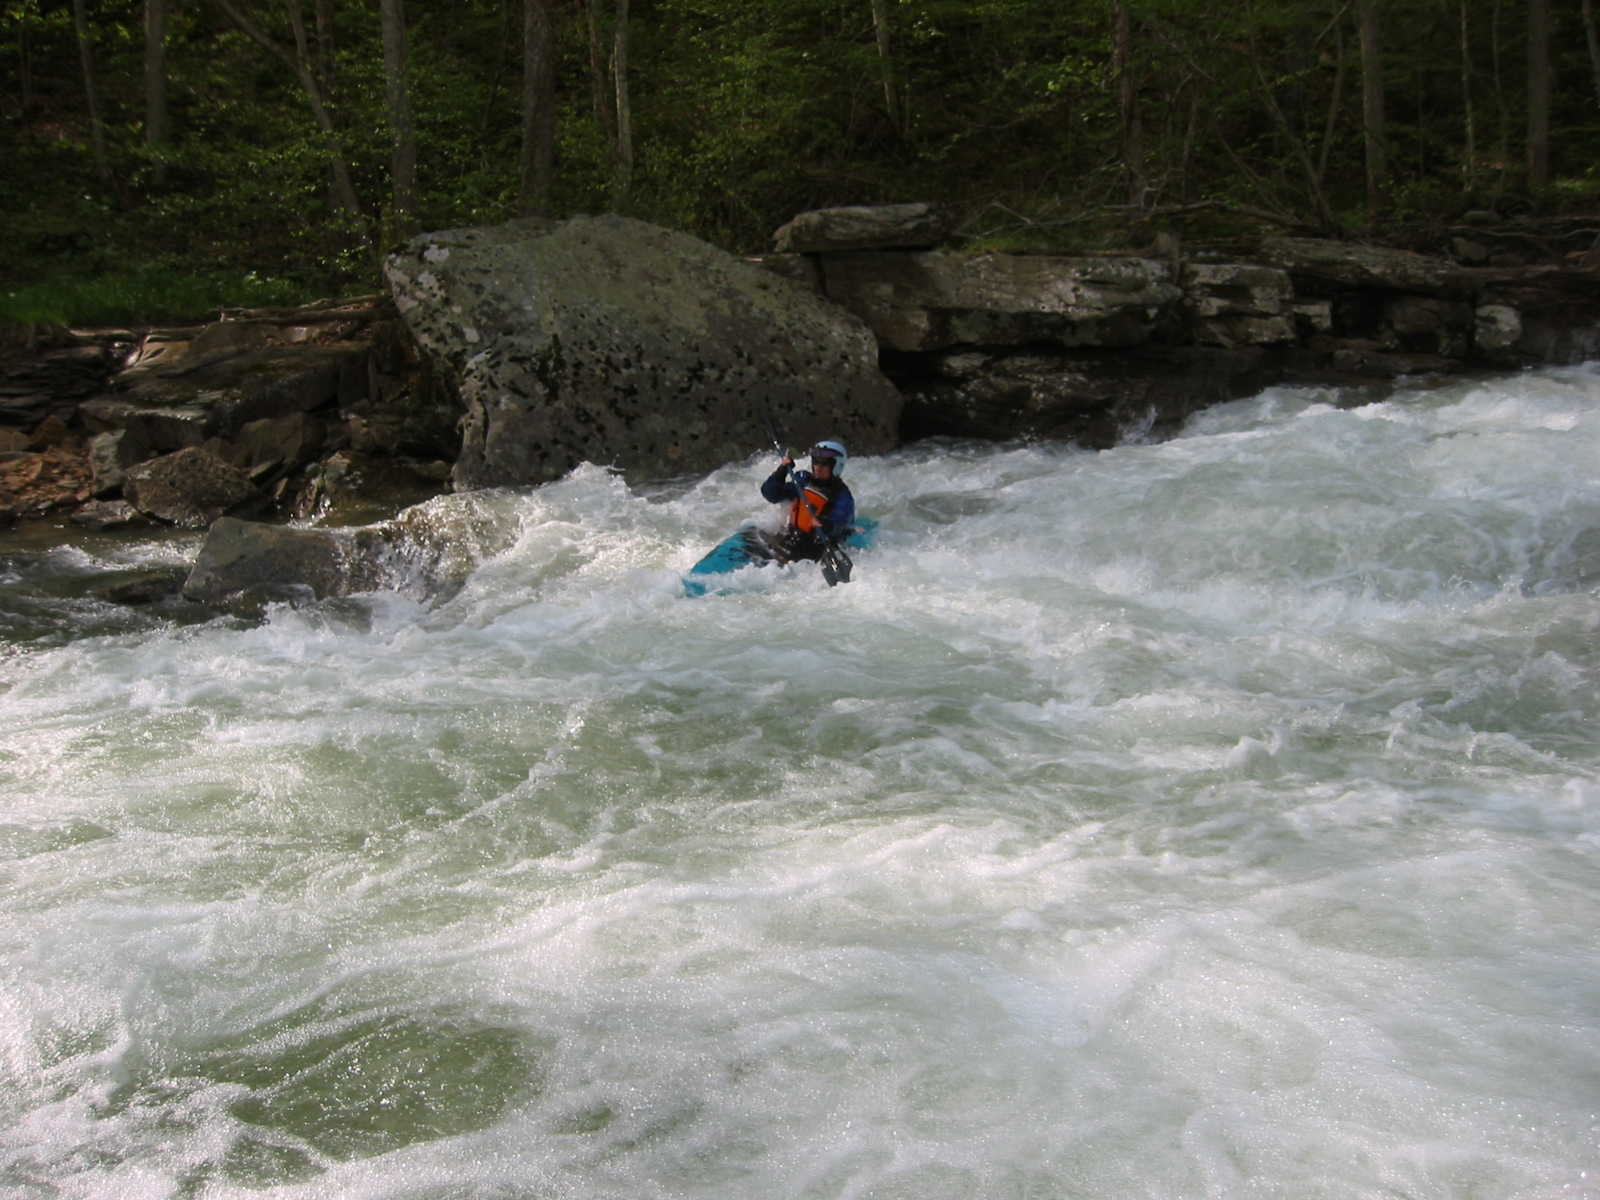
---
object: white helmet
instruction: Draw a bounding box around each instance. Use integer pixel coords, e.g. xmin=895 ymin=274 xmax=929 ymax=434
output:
xmin=810 ymin=440 xmax=847 ymax=472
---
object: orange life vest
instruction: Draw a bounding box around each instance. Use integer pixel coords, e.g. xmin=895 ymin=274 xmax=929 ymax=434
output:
xmin=789 ymin=485 xmax=830 ymax=533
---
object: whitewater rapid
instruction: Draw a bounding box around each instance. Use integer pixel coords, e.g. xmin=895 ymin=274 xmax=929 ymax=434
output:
xmin=2 ymin=367 xmax=1598 ymax=1198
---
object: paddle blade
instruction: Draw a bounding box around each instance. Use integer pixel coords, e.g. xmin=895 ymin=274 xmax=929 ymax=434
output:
xmin=821 ymin=546 xmax=852 ymax=586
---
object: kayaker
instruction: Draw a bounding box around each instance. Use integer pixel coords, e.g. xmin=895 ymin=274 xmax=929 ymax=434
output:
xmin=760 ymin=439 xmax=856 ymax=562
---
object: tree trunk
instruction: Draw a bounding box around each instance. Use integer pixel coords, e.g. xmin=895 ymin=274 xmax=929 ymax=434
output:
xmin=1585 ymin=0 xmax=1600 ymax=110
xmin=144 ymin=0 xmax=170 ymax=156
xmin=868 ymin=0 xmax=904 ymax=138
xmin=379 ymin=0 xmax=418 ymax=237
xmin=1526 ymin=0 xmax=1551 ymax=188
xmin=1113 ymin=1 xmax=1144 ymax=207
xmin=1317 ymin=17 xmax=1346 ymax=187
xmin=1459 ymin=1 xmax=1477 ymax=190
xmin=1355 ymin=0 xmax=1387 ymax=220
xmin=519 ymin=0 xmax=557 ymax=216
xmin=1180 ymin=87 xmax=1200 ymax=202
xmin=315 ymin=0 xmax=337 ymax=93
xmin=1494 ymin=0 xmax=1513 ymax=194
xmin=1578 ymin=0 xmax=1600 ymax=263
xmin=16 ymin=9 xmax=34 ymax=111
xmin=612 ymin=0 xmax=633 ymax=201
xmin=216 ymin=0 xmax=366 ymax=227
xmin=584 ymin=0 xmax=617 ymax=142
xmin=71 ymin=0 xmax=118 ymax=199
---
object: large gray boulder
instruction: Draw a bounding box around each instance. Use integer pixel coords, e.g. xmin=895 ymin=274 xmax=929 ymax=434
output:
xmin=383 ymin=215 xmax=902 ymax=492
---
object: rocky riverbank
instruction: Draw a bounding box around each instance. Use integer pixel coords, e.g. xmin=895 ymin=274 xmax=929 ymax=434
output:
xmin=0 ymin=296 xmax=457 ymax=531
xmin=4 ymin=204 xmax=1597 ymax=612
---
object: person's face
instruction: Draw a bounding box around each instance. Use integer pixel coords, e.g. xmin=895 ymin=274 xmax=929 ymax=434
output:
xmin=812 ymin=457 xmax=835 ymax=476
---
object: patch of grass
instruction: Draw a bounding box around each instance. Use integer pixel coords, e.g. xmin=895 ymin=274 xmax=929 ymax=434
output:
xmin=1549 ymin=173 xmax=1600 ymax=205
xmin=0 ymin=267 xmax=320 ymax=333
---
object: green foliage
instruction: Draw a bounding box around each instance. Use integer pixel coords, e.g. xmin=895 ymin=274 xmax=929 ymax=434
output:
xmin=0 ymin=267 xmax=314 ymax=331
xmin=2 ymin=0 xmax=1597 ymax=296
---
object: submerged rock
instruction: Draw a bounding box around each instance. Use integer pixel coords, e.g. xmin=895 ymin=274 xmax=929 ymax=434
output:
xmin=70 ymin=498 xmax=151 ymax=530
xmin=183 ymin=494 xmax=523 ymax=612
xmin=182 ymin=518 xmax=383 ymax=608
xmin=91 ymin=566 xmax=189 ymax=605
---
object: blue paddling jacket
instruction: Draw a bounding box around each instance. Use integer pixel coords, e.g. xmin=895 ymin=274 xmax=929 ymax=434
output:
xmin=761 ymin=465 xmax=855 ymax=545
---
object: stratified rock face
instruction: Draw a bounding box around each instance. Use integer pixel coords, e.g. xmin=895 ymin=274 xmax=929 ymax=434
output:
xmin=1180 ymin=263 xmax=1297 ymax=346
xmin=1257 ymin=237 xmax=1466 ymax=295
xmin=817 ymin=251 xmax=1184 ymax=352
xmin=384 ymin=215 xmax=903 ymax=492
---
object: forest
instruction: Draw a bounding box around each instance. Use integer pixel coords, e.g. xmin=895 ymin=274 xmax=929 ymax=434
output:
xmin=4 ymin=0 xmax=1599 ymax=326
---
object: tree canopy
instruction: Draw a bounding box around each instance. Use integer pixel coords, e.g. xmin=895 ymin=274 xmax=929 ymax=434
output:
xmin=4 ymin=0 xmax=1597 ymax=304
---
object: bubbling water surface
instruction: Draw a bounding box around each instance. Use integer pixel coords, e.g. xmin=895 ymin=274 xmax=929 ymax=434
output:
xmin=2 ymin=368 xmax=1598 ymax=1198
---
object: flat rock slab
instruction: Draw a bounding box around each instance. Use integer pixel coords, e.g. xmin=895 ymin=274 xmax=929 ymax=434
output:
xmin=773 ymin=203 xmax=951 ymax=253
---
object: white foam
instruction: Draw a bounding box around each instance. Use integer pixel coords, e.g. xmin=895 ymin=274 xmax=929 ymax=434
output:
xmin=2 ymin=366 xmax=1598 ymax=1197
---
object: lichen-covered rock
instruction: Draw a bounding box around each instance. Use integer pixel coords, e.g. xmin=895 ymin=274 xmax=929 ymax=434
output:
xmin=383 ymin=214 xmax=902 ymax=492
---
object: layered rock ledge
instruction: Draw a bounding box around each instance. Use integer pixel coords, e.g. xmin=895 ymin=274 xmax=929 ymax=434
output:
xmin=1 ymin=297 xmax=456 ymax=528
xmin=758 ymin=205 xmax=1600 ymax=446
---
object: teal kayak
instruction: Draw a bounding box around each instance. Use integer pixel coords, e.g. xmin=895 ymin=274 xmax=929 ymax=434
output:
xmin=682 ymin=518 xmax=877 ymax=597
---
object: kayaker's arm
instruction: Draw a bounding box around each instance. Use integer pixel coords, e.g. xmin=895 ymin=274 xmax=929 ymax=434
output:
xmin=823 ymin=488 xmax=856 ymax=539
xmin=761 ymin=463 xmax=801 ymax=504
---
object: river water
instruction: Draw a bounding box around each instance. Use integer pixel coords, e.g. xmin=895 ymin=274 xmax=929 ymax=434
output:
xmin=2 ymin=366 xmax=1597 ymax=1199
